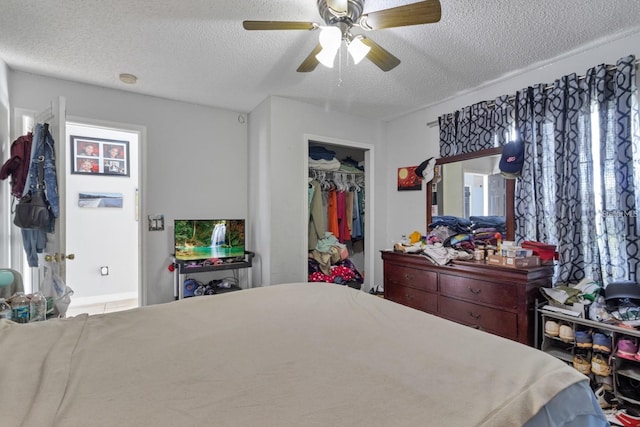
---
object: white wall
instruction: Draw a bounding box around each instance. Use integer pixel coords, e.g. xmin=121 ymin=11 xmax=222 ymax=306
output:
xmin=8 ymin=71 xmax=248 ymax=305
xmin=0 ymin=58 xmax=9 ymax=268
xmin=249 ymin=96 xmax=387 ymax=289
xmin=385 ymin=30 xmax=640 ymax=245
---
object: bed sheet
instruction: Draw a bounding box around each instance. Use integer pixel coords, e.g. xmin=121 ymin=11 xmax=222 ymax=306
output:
xmin=0 ymin=283 xmax=606 ymax=426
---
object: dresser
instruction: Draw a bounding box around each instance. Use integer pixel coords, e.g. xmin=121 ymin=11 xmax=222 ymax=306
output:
xmin=381 ymin=251 xmax=554 ymax=346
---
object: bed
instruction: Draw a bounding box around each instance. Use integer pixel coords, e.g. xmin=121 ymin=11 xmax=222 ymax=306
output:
xmin=1 ymin=283 xmax=606 ymax=426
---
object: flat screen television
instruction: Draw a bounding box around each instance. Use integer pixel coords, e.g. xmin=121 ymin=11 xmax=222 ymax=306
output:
xmin=174 ymin=219 xmax=245 ymax=262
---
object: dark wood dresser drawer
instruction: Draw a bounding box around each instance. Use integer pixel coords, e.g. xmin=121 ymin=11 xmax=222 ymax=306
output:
xmin=439 ymin=274 xmax=517 ymax=309
xmin=381 ymin=251 xmax=554 ymax=346
xmin=385 ymin=264 xmax=437 ymax=292
xmin=439 ymin=296 xmax=518 ymax=340
xmin=386 ymin=284 xmax=437 ymax=314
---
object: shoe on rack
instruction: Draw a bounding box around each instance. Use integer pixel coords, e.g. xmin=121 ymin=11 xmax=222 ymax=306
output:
xmin=591 ymin=353 xmax=612 ymax=376
xmin=613 ymin=409 xmax=640 ymax=427
xmin=559 ymin=323 xmax=574 ymax=342
xmin=594 ymin=383 xmax=616 ymax=409
xmin=572 ymin=353 xmax=591 ymax=375
xmin=575 ymin=330 xmax=593 ymax=348
xmin=617 ymin=376 xmax=640 ymax=400
xmin=617 ymin=336 xmax=639 ymax=360
xmin=544 ymin=319 xmax=559 ymax=337
xmin=593 ymin=332 xmax=612 ymax=353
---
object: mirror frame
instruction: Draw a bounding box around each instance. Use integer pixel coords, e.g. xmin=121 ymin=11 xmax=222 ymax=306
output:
xmin=426 ymin=147 xmax=515 ymax=241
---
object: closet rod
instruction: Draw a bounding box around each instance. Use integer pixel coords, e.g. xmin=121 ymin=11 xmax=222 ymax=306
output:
xmin=309 ymin=167 xmax=364 ymax=175
xmin=426 ymin=59 xmax=640 ymax=128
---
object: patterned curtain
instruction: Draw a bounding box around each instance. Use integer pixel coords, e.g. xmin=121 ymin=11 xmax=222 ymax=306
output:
xmin=438 ymin=101 xmax=499 ymax=157
xmin=514 ymin=55 xmax=638 ymax=284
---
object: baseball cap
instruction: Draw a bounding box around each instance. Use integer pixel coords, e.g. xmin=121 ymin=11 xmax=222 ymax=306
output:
xmin=415 ymin=157 xmax=436 ymax=182
xmin=499 ymin=140 xmax=524 ymax=178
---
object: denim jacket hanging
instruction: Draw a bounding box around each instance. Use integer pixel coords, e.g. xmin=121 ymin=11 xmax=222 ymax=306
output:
xmin=21 ymin=123 xmax=59 ymax=267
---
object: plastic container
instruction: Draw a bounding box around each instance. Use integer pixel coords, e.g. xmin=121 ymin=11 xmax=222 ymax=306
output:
xmin=0 ymin=298 xmax=12 ymax=320
xmin=11 ymin=292 xmax=30 ymax=323
xmin=30 ymin=292 xmax=47 ymax=322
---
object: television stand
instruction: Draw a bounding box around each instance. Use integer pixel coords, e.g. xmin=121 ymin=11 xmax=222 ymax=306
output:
xmin=173 ymin=251 xmax=255 ymax=299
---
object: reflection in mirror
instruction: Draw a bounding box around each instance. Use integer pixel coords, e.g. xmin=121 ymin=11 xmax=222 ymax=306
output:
xmin=433 ymin=155 xmax=505 ymax=218
xmin=426 ymin=147 xmax=515 ymax=241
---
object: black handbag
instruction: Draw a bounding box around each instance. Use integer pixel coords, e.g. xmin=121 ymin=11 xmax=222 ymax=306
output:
xmin=13 ymin=155 xmax=51 ymax=229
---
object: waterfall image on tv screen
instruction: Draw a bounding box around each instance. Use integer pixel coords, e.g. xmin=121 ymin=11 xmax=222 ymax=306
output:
xmin=174 ymin=219 xmax=245 ymax=261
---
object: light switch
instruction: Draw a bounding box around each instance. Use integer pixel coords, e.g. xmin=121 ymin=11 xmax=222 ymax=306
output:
xmin=148 ymin=214 xmax=165 ymax=231
xmin=100 ymin=266 xmax=109 ymax=276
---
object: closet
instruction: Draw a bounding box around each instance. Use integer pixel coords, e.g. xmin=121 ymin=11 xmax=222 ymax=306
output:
xmin=307 ymin=141 xmax=366 ymax=289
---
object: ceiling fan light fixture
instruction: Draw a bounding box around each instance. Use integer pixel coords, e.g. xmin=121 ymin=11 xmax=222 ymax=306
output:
xmin=316 ymin=26 xmax=342 ymax=68
xmin=316 ymin=47 xmax=338 ymax=68
xmin=347 ymin=35 xmax=370 ymax=64
xmin=318 ymin=26 xmax=342 ymax=51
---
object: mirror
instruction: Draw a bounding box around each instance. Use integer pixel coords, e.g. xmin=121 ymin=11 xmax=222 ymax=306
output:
xmin=426 ymin=147 xmax=515 ymax=240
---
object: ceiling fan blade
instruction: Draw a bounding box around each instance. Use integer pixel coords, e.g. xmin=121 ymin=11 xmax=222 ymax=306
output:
xmin=361 ymin=37 xmax=401 ymax=72
xmin=297 ymin=44 xmax=323 ymax=73
xmin=242 ymin=20 xmax=318 ymax=31
xmin=359 ymin=0 xmax=441 ymax=30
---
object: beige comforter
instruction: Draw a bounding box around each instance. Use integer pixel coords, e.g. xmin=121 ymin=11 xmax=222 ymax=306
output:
xmin=0 ymin=283 xmax=586 ymax=426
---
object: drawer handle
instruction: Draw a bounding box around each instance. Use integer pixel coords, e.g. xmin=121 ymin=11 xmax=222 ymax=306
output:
xmin=404 ymin=273 xmax=414 ymax=281
xmin=468 ymin=287 xmax=482 ymax=295
xmin=405 ymin=293 xmax=414 ymax=300
xmin=468 ymin=311 xmax=481 ymax=320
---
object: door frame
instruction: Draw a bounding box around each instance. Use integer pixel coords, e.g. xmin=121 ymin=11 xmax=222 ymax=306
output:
xmin=67 ymin=115 xmax=147 ymax=306
xmin=303 ymin=133 xmax=375 ymax=291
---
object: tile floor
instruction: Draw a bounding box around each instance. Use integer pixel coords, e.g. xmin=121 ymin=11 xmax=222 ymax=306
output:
xmin=65 ymin=298 xmax=138 ymax=317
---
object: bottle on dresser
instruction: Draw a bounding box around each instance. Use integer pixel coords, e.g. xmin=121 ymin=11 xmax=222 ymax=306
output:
xmin=10 ymin=292 xmax=30 ymax=323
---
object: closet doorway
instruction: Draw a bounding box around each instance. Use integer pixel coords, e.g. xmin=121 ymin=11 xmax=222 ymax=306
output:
xmin=305 ymin=135 xmax=374 ymax=291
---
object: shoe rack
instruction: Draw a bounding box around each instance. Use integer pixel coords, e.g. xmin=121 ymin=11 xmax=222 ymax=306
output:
xmin=537 ymin=306 xmax=640 ymax=406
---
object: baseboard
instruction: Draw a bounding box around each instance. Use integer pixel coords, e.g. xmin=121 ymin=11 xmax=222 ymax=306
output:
xmin=70 ymin=292 xmax=138 ymax=307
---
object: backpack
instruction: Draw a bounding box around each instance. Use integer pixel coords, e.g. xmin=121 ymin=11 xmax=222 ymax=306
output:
xmin=0 ymin=133 xmax=33 ymax=197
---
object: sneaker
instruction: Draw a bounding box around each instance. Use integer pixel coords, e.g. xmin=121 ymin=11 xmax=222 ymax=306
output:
xmin=594 ymin=383 xmax=616 ymax=409
xmin=593 ymin=332 xmax=612 ymax=353
xmin=559 ymin=324 xmax=574 ymax=342
xmin=572 ymin=353 xmax=591 ymax=375
xmin=544 ymin=319 xmax=559 ymax=337
xmin=613 ymin=410 xmax=640 ymax=427
xmin=617 ymin=336 xmax=639 ymax=360
xmin=575 ymin=330 xmax=593 ymax=348
xmin=591 ymin=353 xmax=612 ymax=376
xmin=617 ymin=376 xmax=640 ymax=400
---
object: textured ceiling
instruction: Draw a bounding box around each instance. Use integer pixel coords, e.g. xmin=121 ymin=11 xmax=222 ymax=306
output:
xmin=1 ymin=0 xmax=639 ymax=121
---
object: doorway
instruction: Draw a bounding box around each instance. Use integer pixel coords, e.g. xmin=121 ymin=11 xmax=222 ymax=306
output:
xmin=64 ymin=121 xmax=141 ymax=313
xmin=304 ymin=134 xmax=375 ymax=291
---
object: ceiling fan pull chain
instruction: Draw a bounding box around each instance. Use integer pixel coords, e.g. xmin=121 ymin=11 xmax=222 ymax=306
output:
xmin=338 ymin=45 xmax=343 ymax=87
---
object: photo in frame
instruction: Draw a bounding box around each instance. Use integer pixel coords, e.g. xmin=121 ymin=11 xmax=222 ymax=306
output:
xmin=70 ymin=135 xmax=129 ymax=176
xmin=78 ymin=192 xmax=124 ymax=208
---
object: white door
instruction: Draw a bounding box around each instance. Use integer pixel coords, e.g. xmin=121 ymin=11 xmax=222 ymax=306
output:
xmin=64 ymin=121 xmax=140 ymax=308
xmin=20 ymin=97 xmax=141 ymax=313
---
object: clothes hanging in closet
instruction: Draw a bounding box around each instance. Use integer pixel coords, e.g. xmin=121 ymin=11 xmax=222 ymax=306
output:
xmin=308 ymin=170 xmax=365 ymax=246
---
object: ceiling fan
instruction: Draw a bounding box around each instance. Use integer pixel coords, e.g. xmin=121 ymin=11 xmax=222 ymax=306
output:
xmin=242 ymin=0 xmax=441 ymax=72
